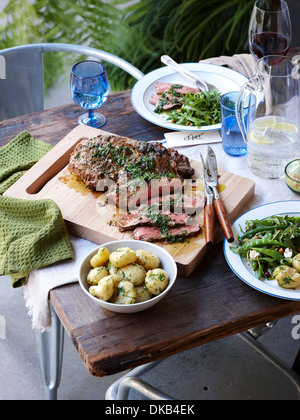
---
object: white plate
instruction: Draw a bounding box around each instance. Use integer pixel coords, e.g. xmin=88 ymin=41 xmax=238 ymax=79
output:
xmin=131 ymin=63 xmax=248 ymax=132
xmin=224 ymin=201 xmax=300 ymax=301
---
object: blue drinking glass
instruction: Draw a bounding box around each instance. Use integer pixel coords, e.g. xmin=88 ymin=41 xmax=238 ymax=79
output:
xmin=220 ymin=91 xmax=247 ymax=157
xmin=71 ymin=60 xmax=109 ymax=128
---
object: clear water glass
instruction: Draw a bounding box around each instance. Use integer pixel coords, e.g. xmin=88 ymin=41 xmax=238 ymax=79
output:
xmin=221 ymin=92 xmax=247 ymax=157
xmin=71 ymin=60 xmax=109 ymax=128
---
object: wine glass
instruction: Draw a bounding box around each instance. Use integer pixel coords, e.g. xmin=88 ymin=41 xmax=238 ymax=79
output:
xmin=71 ymin=60 xmax=109 ymax=128
xmin=249 ymin=0 xmax=292 ymax=61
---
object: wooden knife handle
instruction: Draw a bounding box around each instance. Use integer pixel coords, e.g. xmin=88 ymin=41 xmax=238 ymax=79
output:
xmin=214 ymin=198 xmax=234 ymax=243
xmin=204 ymin=203 xmax=216 ymax=245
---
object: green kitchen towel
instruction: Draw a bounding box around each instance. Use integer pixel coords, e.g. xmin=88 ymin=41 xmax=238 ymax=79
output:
xmin=0 ymin=130 xmax=53 ymax=194
xmin=0 ymin=131 xmax=74 ymax=287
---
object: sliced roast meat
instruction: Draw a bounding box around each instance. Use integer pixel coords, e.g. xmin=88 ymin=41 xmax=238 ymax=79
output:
xmin=146 ymin=193 xmax=206 ymax=214
xmin=111 ymin=212 xmax=151 ymax=231
xmin=111 ymin=210 xmax=191 ymax=232
xmin=133 ymin=224 xmax=201 ymax=242
xmin=104 ymin=177 xmax=185 ymax=210
xmin=149 ymin=93 xmax=182 ymax=111
xmin=150 ymin=82 xmax=200 ymax=113
xmin=155 ymin=82 xmax=199 ymax=96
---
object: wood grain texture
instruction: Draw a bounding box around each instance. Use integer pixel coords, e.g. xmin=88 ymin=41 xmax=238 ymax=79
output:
xmin=4 ymin=124 xmax=255 ymax=276
xmin=214 ymin=197 xmax=234 ymax=242
xmin=0 ymin=91 xmax=167 ymax=146
xmin=1 ymin=90 xmax=300 ymax=379
xmin=204 ymin=203 xmax=215 ymax=245
xmin=50 ymin=243 xmax=300 ymax=377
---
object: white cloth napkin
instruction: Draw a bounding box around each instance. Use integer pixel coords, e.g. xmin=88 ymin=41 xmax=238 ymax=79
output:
xmin=24 ymin=141 xmax=297 ymax=331
xmin=24 ymin=236 xmax=98 ymax=332
xmin=200 ymin=53 xmax=256 ymax=79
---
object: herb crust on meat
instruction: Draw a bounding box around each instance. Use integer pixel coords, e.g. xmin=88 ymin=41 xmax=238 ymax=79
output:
xmin=68 ymin=134 xmax=194 ymax=191
xmin=68 ymin=133 xmax=202 ymax=243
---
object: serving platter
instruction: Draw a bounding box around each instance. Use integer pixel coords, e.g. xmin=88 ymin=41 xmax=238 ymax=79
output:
xmin=4 ymin=125 xmax=255 ymax=277
xmin=131 ymin=63 xmax=249 ymax=132
xmin=224 ymin=201 xmax=300 ymax=301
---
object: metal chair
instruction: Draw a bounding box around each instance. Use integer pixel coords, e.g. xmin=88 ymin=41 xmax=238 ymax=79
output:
xmin=106 ymin=331 xmax=300 ymax=400
xmin=0 ymin=44 xmax=143 ymax=400
xmin=0 ymin=43 xmax=144 ymax=121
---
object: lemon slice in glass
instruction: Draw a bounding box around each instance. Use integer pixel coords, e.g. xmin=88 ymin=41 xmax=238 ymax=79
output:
xmin=253 ymin=116 xmax=277 ymax=129
xmin=248 ymin=128 xmax=275 ymax=145
xmin=248 ymin=117 xmax=299 ymax=145
xmin=271 ymin=122 xmax=299 ymax=133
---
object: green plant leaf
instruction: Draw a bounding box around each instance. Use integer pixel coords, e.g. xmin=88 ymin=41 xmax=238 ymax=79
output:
xmin=0 ymin=0 xmax=254 ymax=92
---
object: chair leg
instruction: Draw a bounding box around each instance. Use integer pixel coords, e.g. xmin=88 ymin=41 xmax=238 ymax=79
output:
xmin=116 ymin=377 xmax=176 ymax=400
xmin=247 ymin=321 xmax=277 ymax=339
xmin=36 ymin=304 xmax=64 ymax=401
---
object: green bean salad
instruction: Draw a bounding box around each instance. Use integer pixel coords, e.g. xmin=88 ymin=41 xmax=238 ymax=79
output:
xmin=230 ymin=215 xmax=300 ymax=289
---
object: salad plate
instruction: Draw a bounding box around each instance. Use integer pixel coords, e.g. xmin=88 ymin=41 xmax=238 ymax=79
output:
xmin=131 ymin=63 xmax=248 ymax=132
xmin=224 ymin=201 xmax=300 ymax=301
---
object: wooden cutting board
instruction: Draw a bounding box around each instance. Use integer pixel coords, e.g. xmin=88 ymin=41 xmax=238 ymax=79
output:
xmin=4 ymin=125 xmax=255 ymax=276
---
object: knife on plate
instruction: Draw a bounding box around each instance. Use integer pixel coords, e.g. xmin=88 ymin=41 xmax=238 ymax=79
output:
xmin=205 ymin=146 xmax=234 ymax=243
xmin=200 ymin=153 xmax=216 ymax=245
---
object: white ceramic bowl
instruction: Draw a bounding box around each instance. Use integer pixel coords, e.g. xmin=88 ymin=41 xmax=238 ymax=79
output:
xmin=78 ymin=240 xmax=178 ymax=313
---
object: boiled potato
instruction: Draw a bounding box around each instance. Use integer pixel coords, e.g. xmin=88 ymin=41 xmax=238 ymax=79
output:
xmin=107 ymin=261 xmax=119 ymax=275
xmin=87 ymin=266 xmax=109 ymax=286
xmin=145 ymin=268 xmax=169 ymax=295
xmin=292 ymin=254 xmax=300 ymax=272
xmin=109 ymin=274 xmax=123 ymax=286
xmin=89 ymin=274 xmax=118 ymax=301
xmin=135 ymin=285 xmax=153 ymax=303
xmin=90 ymin=247 xmax=110 ymax=268
xmin=109 ymin=247 xmax=137 ymax=268
xmin=273 ymin=265 xmax=300 ymax=289
xmin=136 ymin=249 xmax=160 ymax=271
xmin=118 ymin=263 xmax=146 ymax=286
xmin=111 ymin=280 xmax=137 ymax=305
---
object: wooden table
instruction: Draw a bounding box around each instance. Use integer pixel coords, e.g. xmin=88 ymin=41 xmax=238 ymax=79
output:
xmin=1 ymin=91 xmax=300 ymax=396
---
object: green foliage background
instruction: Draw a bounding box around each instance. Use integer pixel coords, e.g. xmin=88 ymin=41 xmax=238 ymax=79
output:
xmin=0 ymin=0 xmax=254 ymax=92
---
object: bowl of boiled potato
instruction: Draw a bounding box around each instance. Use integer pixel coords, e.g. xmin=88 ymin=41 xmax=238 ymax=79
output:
xmin=78 ymin=240 xmax=177 ymax=313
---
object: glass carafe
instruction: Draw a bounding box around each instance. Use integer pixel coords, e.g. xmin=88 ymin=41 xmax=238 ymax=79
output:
xmin=236 ymin=55 xmax=300 ymax=179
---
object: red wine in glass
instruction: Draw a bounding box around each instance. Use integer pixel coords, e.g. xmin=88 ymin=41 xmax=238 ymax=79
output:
xmin=249 ymin=0 xmax=292 ymax=61
xmin=250 ymin=32 xmax=290 ymax=59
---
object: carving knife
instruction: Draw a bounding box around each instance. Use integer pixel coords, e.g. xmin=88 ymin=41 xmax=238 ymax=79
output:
xmin=205 ymin=146 xmax=234 ymax=243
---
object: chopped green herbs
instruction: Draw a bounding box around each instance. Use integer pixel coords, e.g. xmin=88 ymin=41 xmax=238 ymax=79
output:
xmin=154 ymin=98 xmax=169 ymax=114
xmin=145 ymin=208 xmax=171 ymax=236
xmin=144 ymin=208 xmax=187 ymax=243
xmin=91 ymin=141 xmax=175 ymax=181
